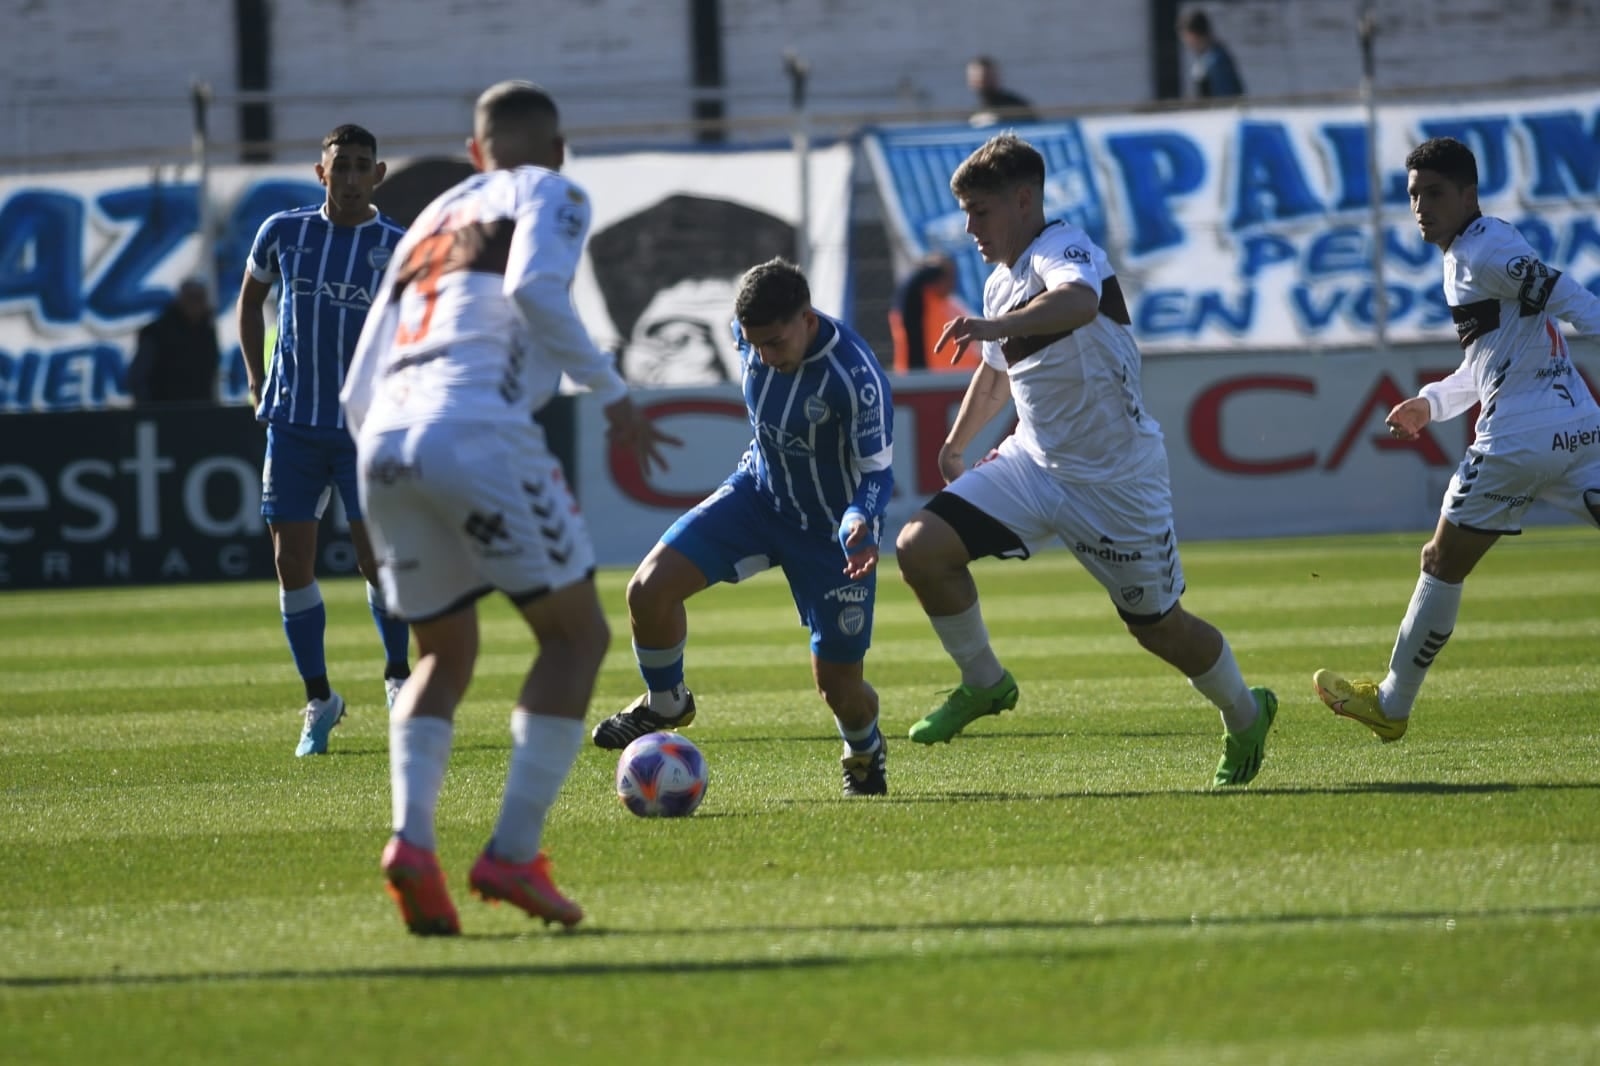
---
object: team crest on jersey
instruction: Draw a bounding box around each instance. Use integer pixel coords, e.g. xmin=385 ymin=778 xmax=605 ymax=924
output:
xmin=802 ymin=395 xmax=830 ymax=424
xmin=1120 ymin=585 xmax=1144 ymax=606
xmin=557 ymin=204 xmax=583 ymax=240
xmin=837 ymin=605 xmax=866 ymax=636
xmin=368 ymin=246 xmax=392 ymax=271
xmin=1508 ymin=256 xmax=1559 ymax=315
xmin=566 ymin=186 xmax=585 ymax=203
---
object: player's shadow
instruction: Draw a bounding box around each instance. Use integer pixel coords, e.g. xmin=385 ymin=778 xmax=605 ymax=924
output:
xmin=577 ymin=899 xmax=1600 ymax=941
xmin=0 ymin=944 xmax=1106 ymax=991
xmin=0 ymin=954 xmax=847 ymax=990
xmin=798 ymin=781 xmax=1597 ymax=804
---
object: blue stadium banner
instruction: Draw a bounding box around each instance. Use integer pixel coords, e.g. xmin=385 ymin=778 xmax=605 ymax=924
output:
xmin=864 ymin=89 xmax=1600 ymax=353
xmin=0 ymin=144 xmax=856 ymax=411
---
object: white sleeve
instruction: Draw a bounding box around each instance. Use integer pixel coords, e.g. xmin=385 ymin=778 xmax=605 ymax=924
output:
xmin=1417 ymin=356 xmax=1478 ymax=423
xmin=512 ymin=277 xmax=627 ymax=405
xmin=503 ymin=177 xmax=626 ymax=405
xmin=1544 ymin=271 xmax=1600 ymax=338
xmin=1035 ymin=227 xmax=1104 ymax=296
xmin=341 ymin=237 xmax=407 ymax=437
xmin=1471 ymin=225 xmax=1600 ymax=335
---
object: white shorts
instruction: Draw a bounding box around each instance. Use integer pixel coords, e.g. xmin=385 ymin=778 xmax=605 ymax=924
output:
xmin=357 ymin=419 xmax=595 ymax=622
xmin=945 ymin=437 xmax=1185 ymax=622
xmin=1443 ymin=415 xmax=1600 ymax=533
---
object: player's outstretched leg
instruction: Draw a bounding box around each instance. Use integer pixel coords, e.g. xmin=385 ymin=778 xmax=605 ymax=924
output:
xmin=1214 ymin=687 xmax=1278 ymax=787
xmin=1312 ymin=669 xmax=1408 ymax=742
xmin=908 ymin=671 xmax=1019 ymax=744
xmin=295 ymin=692 xmax=346 ymax=757
xmin=380 ymin=835 xmax=460 ymax=936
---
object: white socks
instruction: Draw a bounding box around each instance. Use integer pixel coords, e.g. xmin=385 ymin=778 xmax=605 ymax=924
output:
xmin=929 ymin=602 xmax=1007 ymax=689
xmin=1379 ymin=572 xmax=1462 ymax=718
xmin=1189 ymin=639 xmax=1259 ymax=733
xmin=390 ymin=714 xmax=454 ymax=851
xmin=490 ymin=712 xmax=586 ymax=864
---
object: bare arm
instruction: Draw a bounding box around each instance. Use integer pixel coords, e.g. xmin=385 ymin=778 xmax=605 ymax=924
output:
xmin=236 ymin=274 xmax=272 ymax=409
xmin=937 ymin=361 xmax=1013 ymax=483
xmin=933 ymin=283 xmax=1100 ymax=365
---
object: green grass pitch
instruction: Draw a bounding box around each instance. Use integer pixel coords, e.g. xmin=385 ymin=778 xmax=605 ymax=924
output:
xmin=3 ymin=528 xmax=1598 ymax=1064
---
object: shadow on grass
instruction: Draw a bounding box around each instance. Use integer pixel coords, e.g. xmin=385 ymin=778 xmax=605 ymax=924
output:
xmin=574 ymin=900 xmax=1600 ymax=940
xmin=10 ymin=900 xmax=1593 ymax=990
xmin=0 ymin=954 xmax=848 ymax=990
xmin=0 ymin=944 xmax=1108 ymax=990
xmin=791 ymin=781 xmax=1599 ymax=804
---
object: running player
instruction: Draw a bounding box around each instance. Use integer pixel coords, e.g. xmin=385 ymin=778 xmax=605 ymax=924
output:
xmin=1313 ymin=136 xmax=1600 ymax=739
xmin=590 ymin=258 xmax=897 ymax=797
xmin=894 ymin=132 xmax=1277 ymax=787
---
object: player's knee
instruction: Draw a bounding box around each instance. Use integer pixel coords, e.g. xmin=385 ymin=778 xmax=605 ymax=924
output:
xmin=1419 ymin=539 xmax=1444 ymax=576
xmin=272 ymin=543 xmax=312 ymax=584
xmin=570 ymin=607 xmax=613 ymax=669
xmin=624 ymin=568 xmax=658 ymax=618
xmin=894 ymin=518 xmax=941 ymax=580
xmin=1124 ymin=605 xmax=1185 ymax=655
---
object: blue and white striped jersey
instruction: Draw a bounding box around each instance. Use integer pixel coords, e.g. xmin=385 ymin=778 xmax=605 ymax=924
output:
xmin=734 ymin=312 xmax=895 ymax=538
xmin=247 ymin=205 xmax=406 ymax=428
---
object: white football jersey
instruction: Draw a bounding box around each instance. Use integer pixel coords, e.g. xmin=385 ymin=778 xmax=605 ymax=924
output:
xmin=342 ymin=165 xmax=625 ymax=434
xmin=980 ymin=220 xmax=1165 ymax=482
xmin=1422 ymin=215 xmax=1600 ymax=441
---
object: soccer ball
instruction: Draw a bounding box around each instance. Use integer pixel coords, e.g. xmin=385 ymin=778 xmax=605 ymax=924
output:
xmin=615 ymin=732 xmax=708 ymax=818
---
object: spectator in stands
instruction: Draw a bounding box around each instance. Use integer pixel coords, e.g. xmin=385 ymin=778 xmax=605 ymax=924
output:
xmin=889 ymin=253 xmax=979 ymax=374
xmin=1179 ymin=9 xmax=1246 ymax=99
xmin=967 ymin=56 xmax=1039 ymax=127
xmin=127 ymin=279 xmax=220 ymax=406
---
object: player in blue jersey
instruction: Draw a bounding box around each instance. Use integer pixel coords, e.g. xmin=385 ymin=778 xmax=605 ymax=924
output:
xmin=592 ymin=258 xmax=898 ymax=796
xmin=235 ymin=123 xmax=412 ymax=757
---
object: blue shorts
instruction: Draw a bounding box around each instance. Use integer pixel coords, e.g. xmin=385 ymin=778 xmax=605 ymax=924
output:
xmin=261 ymin=423 xmax=362 ymax=523
xmin=662 ymin=475 xmax=875 ymax=663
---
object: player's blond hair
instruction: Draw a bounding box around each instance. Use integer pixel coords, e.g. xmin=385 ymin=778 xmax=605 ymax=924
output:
xmin=950 ymin=133 xmax=1045 ymax=198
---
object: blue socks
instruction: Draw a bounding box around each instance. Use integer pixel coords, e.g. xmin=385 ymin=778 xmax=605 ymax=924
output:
xmin=281 ymin=582 xmax=329 ymax=701
xmin=368 ymin=583 xmax=411 ymax=679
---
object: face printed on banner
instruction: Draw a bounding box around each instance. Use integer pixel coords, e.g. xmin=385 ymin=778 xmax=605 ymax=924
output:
xmin=588 ymin=194 xmax=797 ymax=387
xmin=617 ymin=277 xmax=741 ymax=386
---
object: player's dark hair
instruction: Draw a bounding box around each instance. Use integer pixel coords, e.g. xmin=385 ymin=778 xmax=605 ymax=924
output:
xmin=1180 ymin=10 xmax=1213 ymax=36
xmin=950 ymin=132 xmax=1046 ymax=198
xmin=1405 ymin=137 xmax=1478 ymax=188
xmin=735 ymin=258 xmax=810 ymax=328
xmin=322 ymin=124 xmax=377 ymax=155
xmin=475 ymin=80 xmax=560 ymax=133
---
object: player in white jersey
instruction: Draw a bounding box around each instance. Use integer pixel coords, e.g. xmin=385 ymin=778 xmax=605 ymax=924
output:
xmin=1314 ymin=137 xmax=1600 ymax=741
xmin=894 ymin=133 xmax=1278 ymax=787
xmin=340 ymin=81 xmax=675 ymax=936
